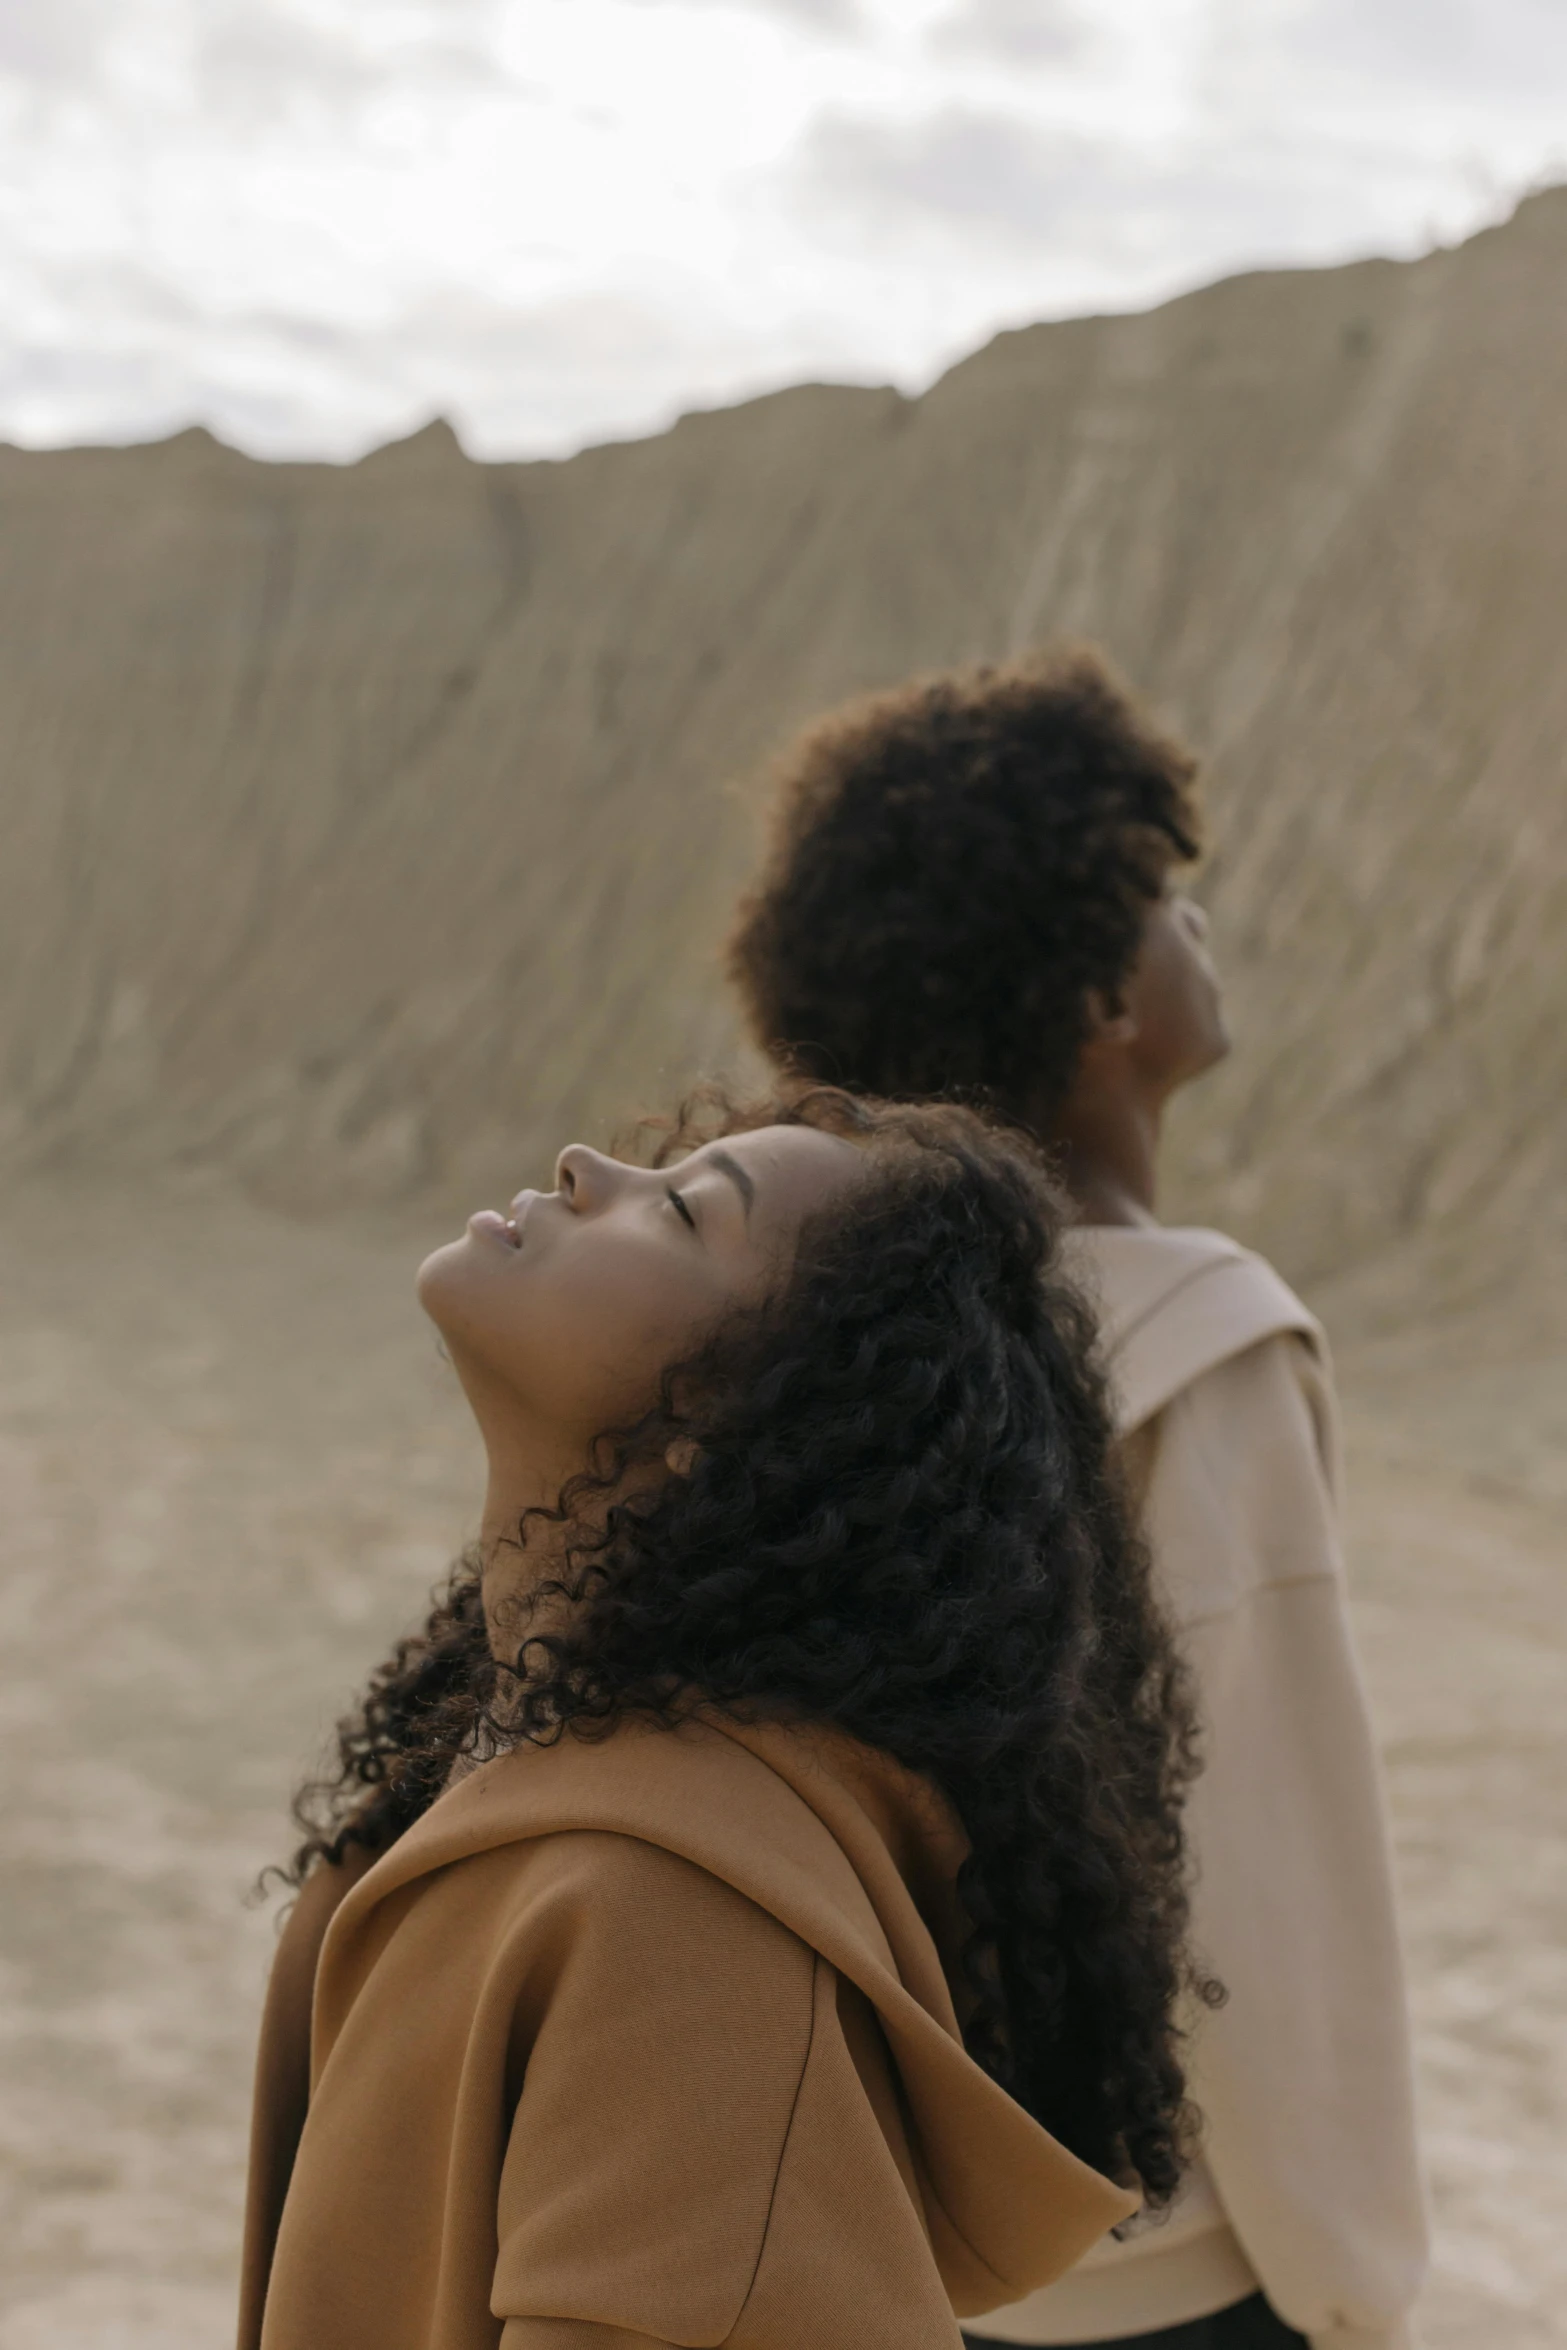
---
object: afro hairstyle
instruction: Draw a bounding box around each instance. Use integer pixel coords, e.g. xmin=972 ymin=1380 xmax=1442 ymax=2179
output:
xmin=728 ymin=646 xmax=1203 ymax=1127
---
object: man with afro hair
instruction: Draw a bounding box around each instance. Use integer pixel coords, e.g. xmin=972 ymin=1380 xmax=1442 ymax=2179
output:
xmin=729 ymin=650 xmax=1428 ymax=2350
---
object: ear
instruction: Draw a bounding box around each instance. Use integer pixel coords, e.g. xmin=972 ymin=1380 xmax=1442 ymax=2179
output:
xmin=1081 ymin=986 xmax=1139 ymax=1050
xmin=665 ymin=1436 xmax=702 ymax=1478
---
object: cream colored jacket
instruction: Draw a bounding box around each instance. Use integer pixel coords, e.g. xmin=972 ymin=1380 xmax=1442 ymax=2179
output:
xmin=976 ymin=1227 xmax=1428 ymax=2350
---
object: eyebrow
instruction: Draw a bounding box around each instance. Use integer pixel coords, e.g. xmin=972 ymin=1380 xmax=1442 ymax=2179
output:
xmin=708 ymin=1148 xmax=755 ymax=1222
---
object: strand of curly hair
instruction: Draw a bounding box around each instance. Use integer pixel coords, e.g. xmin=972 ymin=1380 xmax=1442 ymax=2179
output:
xmin=284 ymin=1088 xmax=1213 ymax=2205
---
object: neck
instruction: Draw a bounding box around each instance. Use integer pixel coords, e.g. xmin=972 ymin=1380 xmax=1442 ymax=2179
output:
xmin=1040 ymin=1087 xmax=1164 ymax=1229
xmin=476 ymin=1431 xmax=591 ymax=1662
xmin=480 ymin=1465 xmax=563 ymax=1557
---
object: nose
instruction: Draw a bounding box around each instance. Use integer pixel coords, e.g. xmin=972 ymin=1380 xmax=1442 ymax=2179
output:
xmin=554 ymin=1144 xmax=629 ymax=1215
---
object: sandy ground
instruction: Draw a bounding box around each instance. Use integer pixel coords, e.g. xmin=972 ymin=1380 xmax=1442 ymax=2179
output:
xmin=1 ymin=1176 xmax=1563 ymax=2349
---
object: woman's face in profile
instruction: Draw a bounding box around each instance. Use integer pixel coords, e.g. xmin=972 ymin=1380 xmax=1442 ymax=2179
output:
xmin=417 ymin=1124 xmax=860 ymax=1448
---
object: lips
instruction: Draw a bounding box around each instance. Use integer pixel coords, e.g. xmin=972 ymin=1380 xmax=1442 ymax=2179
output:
xmin=467 ymin=1208 xmax=522 ymax=1250
xmin=466 ymin=1189 xmax=539 ymax=1251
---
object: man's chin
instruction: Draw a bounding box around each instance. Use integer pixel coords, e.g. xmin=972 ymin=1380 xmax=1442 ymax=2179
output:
xmin=1181 ymin=1023 xmax=1232 ymax=1084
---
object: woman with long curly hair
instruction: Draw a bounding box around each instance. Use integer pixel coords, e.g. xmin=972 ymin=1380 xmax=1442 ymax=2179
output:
xmin=239 ymin=1087 xmax=1207 ymax=2350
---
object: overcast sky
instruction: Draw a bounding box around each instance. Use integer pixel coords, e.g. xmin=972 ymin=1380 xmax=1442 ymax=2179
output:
xmin=0 ymin=0 xmax=1561 ymax=460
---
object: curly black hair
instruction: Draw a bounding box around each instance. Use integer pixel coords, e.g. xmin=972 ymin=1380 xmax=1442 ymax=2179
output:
xmin=729 ymin=647 xmax=1203 ymax=1126
xmin=286 ymin=1088 xmax=1209 ymax=2204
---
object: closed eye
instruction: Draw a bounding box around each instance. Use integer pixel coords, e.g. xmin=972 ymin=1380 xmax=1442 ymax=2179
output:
xmin=666 ymin=1185 xmax=698 ymax=1233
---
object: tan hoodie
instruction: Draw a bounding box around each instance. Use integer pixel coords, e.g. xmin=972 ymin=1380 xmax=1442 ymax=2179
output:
xmin=974 ymin=1228 xmax=1428 ymax=2350
xmin=238 ymin=1712 xmax=1135 ymax=2350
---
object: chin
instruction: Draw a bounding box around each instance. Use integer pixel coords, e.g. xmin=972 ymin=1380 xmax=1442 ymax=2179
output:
xmin=416 ymin=1235 xmax=472 ymax=1325
xmin=1172 ymin=1025 xmax=1230 ymax=1092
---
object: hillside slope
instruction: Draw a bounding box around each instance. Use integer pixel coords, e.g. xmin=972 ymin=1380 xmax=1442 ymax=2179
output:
xmin=4 ymin=190 xmax=1565 ymax=1304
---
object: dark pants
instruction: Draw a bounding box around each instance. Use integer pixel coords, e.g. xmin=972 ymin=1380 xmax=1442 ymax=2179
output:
xmin=963 ymin=2289 xmax=1309 ymax=2350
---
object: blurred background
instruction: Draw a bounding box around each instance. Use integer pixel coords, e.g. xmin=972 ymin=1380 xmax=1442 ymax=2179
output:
xmin=2 ymin=3 xmax=1565 ymax=2345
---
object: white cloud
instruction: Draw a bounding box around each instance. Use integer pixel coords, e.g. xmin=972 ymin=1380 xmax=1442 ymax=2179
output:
xmin=0 ymin=0 xmax=113 ymax=87
xmin=928 ymin=0 xmax=1089 ymax=67
xmin=0 ymin=243 xmax=870 ymax=458
xmin=190 ymin=8 xmax=471 ymax=126
xmin=0 ymin=0 xmax=1558 ymax=459
xmin=794 ymin=98 xmax=1470 ymax=287
xmin=623 ymin=0 xmax=865 ymax=28
xmin=1261 ymin=0 xmax=1567 ymax=105
xmin=801 ymin=109 xmax=1110 ymax=248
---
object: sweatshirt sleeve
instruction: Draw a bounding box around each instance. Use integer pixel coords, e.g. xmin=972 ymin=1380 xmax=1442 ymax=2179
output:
xmin=491 ymin=1831 xmax=963 ymax=2350
xmin=237 ymin=1843 xmax=379 ymax=2350
xmin=1164 ymin=1335 xmax=1429 ymax=2350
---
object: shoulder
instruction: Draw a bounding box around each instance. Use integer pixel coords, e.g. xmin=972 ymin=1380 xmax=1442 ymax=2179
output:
xmin=456 ymin=1818 xmax=807 ymax=1959
xmin=327 ymin=1713 xmax=942 ymax=2003
xmin=267 ymin=1837 xmax=381 ymax=2009
xmin=464 ymin=1830 xmax=824 ymax=2054
xmin=1065 ymin=1224 xmax=1323 ymax=1434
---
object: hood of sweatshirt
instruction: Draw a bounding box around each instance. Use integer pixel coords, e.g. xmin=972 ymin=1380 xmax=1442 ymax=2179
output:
xmin=317 ymin=1711 xmax=1137 ymax=2309
xmin=1064 ymin=1224 xmax=1320 ymax=1435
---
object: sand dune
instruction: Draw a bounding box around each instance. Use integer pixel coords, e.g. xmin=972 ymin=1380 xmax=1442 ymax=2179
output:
xmin=4 ymin=190 xmax=1567 ymax=1313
